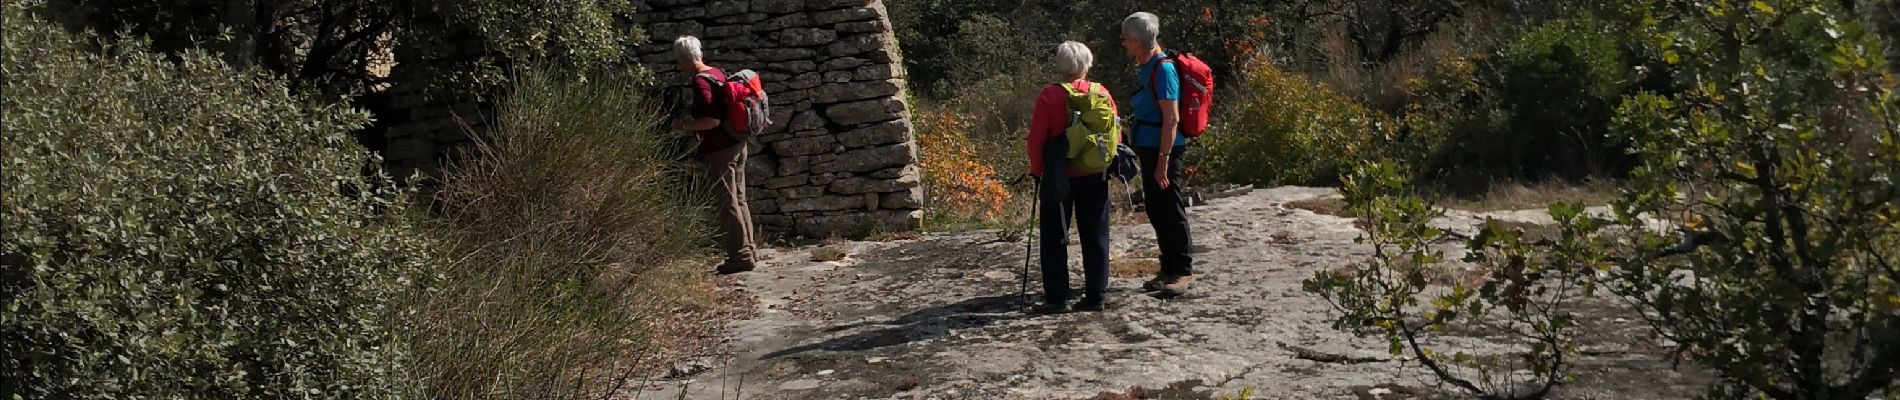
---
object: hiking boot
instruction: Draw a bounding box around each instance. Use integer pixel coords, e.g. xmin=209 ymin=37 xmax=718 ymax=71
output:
xmin=715 ymin=259 xmax=756 ymax=275
xmin=1074 ymin=297 xmax=1111 ymax=312
xmin=1030 ymin=302 xmax=1071 ymax=315
xmin=1142 ymin=274 xmax=1176 ymax=292
xmin=1157 ymin=275 xmax=1195 ymax=296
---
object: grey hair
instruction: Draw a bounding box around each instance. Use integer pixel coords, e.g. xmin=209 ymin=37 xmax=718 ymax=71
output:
xmin=1051 ymin=41 xmax=1093 ymax=79
xmin=674 ymin=36 xmax=703 ymax=61
xmin=1121 ymin=12 xmax=1160 ymax=50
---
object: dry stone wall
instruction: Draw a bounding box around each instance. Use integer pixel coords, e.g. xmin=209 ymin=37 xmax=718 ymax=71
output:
xmin=633 ymin=0 xmax=923 ymax=238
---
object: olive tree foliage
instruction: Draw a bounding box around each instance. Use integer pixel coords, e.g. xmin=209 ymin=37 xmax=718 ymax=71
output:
xmin=1310 ymin=0 xmax=1900 ymax=398
xmin=1605 ymin=0 xmax=1900 ymax=397
xmin=1 ymin=2 xmax=434 ymax=398
xmin=1306 ymin=161 xmax=1603 ymax=400
xmin=42 ymin=0 xmax=638 ymax=97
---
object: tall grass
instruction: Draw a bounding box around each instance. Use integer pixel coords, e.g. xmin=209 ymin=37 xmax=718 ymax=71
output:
xmin=404 ymin=70 xmax=715 ymax=399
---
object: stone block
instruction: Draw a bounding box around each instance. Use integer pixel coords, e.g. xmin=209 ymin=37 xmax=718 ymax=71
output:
xmin=776 ymin=88 xmax=812 ymax=104
xmin=671 ymin=6 xmax=706 ymax=19
xmin=769 ymin=60 xmax=818 ymax=74
xmin=778 ymin=155 xmax=812 ymax=176
xmin=788 ymin=110 xmax=826 ymax=132
xmin=763 ymin=175 xmax=807 ymax=189
xmin=822 ymin=97 xmax=905 ymax=125
xmin=649 ymin=21 xmax=704 ymax=39
xmin=881 ymin=187 xmax=925 ymax=209
xmin=836 ymin=19 xmax=887 ymax=33
xmin=756 ymin=47 xmax=817 ymax=62
xmin=823 ymin=71 xmax=853 ymax=83
xmin=780 ymin=195 xmax=864 ymax=212
xmin=825 ymin=33 xmax=886 ymax=57
xmin=869 ymin=165 xmax=914 ymax=179
xmin=811 ymin=142 xmax=913 ymax=174
xmin=771 ymin=135 xmax=838 ymax=156
xmin=714 ymin=12 xmax=768 ymax=24
xmin=853 ymin=64 xmax=898 ymax=80
xmin=837 ymin=119 xmax=911 ymax=147
xmin=780 ymin=186 xmax=826 ymax=199
xmin=828 ymin=173 xmax=920 ymax=194
xmin=864 ymin=192 xmax=881 ymax=211
xmin=756 ymin=12 xmax=810 ymax=32
xmin=772 ymin=27 xmax=835 ymax=47
xmin=810 ymin=6 xmax=879 ymax=25
xmin=813 ymin=79 xmax=900 ymax=104
xmin=810 ymin=0 xmax=874 ymax=10
xmin=821 ymin=57 xmax=870 ymax=71
xmin=753 ymin=0 xmax=805 ymax=14
xmin=707 ymin=0 xmax=750 ymax=16
xmin=789 ymin=72 xmax=822 ymax=90
xmin=705 ymin=25 xmax=751 ymax=38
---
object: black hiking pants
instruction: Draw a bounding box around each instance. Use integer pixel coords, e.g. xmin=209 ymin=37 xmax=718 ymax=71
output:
xmin=1039 ymin=137 xmax=1112 ymax=305
xmin=1137 ymin=145 xmax=1195 ymax=277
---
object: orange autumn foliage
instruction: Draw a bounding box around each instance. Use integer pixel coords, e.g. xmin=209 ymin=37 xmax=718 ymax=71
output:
xmin=915 ymin=106 xmax=1012 ymax=221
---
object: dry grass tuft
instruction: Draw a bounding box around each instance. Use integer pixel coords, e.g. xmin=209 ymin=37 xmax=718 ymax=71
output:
xmin=1110 ymin=258 xmax=1161 ymax=279
xmin=810 ymin=246 xmax=849 ymax=262
xmin=1285 ymin=197 xmax=1352 ymax=217
xmin=1435 ymin=179 xmax=1619 ymax=212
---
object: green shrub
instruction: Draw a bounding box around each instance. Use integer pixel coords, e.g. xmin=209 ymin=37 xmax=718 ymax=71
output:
xmin=407 ymin=69 xmax=715 ymax=399
xmin=1201 ymin=57 xmax=1391 ymax=185
xmin=1489 ymin=16 xmax=1630 ymax=178
xmin=1 ymin=5 xmax=429 ymax=399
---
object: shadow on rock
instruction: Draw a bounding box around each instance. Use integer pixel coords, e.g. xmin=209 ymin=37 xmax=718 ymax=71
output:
xmin=762 ymin=294 xmax=1029 ymax=359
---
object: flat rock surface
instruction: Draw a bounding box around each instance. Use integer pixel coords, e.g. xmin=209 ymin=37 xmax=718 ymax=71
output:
xmin=636 ymin=186 xmax=1711 ymax=400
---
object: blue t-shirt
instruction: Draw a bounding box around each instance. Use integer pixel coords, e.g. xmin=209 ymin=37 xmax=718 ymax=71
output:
xmin=1131 ymin=54 xmax=1184 ymax=149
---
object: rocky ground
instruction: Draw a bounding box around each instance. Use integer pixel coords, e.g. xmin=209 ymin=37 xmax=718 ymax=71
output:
xmin=630 ymin=186 xmax=1713 ymax=400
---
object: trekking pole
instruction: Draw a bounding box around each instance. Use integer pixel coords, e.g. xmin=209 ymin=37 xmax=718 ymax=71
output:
xmin=1013 ymin=174 xmax=1040 ymax=306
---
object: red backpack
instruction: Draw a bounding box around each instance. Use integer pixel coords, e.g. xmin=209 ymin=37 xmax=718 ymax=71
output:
xmin=1145 ymin=52 xmax=1215 ymax=138
xmin=697 ymin=69 xmax=770 ymax=140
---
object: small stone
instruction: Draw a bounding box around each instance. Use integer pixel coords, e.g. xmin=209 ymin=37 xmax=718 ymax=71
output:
xmin=788 ymin=72 xmax=822 ymax=90
xmin=854 ymin=64 xmax=899 ymax=81
xmin=816 ymin=369 xmax=835 ymax=376
xmin=773 ymin=27 xmax=836 ymax=47
xmin=823 ymin=70 xmax=853 ymax=83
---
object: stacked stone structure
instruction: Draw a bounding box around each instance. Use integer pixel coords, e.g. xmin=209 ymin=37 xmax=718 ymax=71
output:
xmin=364 ymin=0 xmax=923 ymax=238
xmin=632 ymin=0 xmax=923 ymax=237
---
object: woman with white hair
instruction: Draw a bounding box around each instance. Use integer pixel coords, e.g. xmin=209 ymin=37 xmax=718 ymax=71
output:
xmin=1121 ymin=11 xmax=1196 ymax=296
xmin=1025 ymin=41 xmax=1117 ymax=313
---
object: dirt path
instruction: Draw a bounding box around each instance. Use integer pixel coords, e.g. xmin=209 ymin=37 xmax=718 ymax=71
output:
xmin=636 ymin=187 xmax=1710 ymax=400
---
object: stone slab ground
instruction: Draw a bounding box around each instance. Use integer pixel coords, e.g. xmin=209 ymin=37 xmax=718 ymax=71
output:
xmin=631 ymin=186 xmax=1713 ymax=400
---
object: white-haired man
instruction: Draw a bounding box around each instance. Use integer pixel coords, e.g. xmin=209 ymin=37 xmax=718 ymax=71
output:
xmin=1121 ymin=12 xmax=1195 ymax=296
xmin=669 ymin=36 xmax=756 ymax=274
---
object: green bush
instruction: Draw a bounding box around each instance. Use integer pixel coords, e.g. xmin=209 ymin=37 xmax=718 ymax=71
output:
xmin=1 ymin=5 xmax=429 ymax=399
xmin=408 ymin=70 xmax=715 ymax=399
xmin=1201 ymin=57 xmax=1390 ymax=185
xmin=1489 ymin=16 xmax=1630 ymax=178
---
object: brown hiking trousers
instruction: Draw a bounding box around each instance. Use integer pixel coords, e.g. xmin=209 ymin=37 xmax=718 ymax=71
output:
xmin=700 ymin=142 xmax=757 ymax=265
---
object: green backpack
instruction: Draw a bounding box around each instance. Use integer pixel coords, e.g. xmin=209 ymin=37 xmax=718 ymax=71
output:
xmin=1059 ymin=82 xmax=1120 ymax=174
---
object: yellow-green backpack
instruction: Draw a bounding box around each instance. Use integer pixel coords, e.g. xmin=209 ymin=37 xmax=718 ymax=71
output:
xmin=1060 ymin=82 xmax=1120 ymax=175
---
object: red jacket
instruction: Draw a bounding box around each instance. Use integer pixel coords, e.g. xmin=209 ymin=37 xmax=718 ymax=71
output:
xmin=1027 ymin=80 xmax=1118 ymax=177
